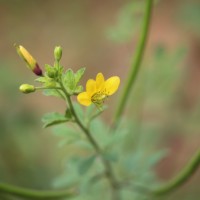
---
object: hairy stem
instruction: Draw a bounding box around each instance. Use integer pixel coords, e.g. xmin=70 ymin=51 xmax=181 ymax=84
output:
xmin=60 ymin=82 xmax=120 ymax=200
xmin=152 ymin=149 xmax=200 ymax=196
xmin=0 ymin=182 xmax=75 ymax=199
xmin=112 ymin=0 xmax=153 ymax=129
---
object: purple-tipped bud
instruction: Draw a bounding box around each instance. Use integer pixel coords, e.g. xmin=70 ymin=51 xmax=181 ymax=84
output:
xmin=15 ymin=44 xmax=43 ymax=76
xmin=33 ymin=63 xmax=43 ymax=76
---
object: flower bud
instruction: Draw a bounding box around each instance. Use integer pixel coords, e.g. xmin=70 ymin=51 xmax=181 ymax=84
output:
xmin=54 ymin=46 xmax=62 ymax=62
xmin=15 ymin=44 xmax=43 ymax=76
xmin=19 ymin=84 xmax=36 ymax=94
xmin=47 ymin=70 xmax=57 ymax=78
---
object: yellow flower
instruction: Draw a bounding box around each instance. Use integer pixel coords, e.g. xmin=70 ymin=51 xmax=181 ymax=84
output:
xmin=77 ymin=73 xmax=120 ymax=107
xmin=15 ymin=44 xmax=43 ymax=76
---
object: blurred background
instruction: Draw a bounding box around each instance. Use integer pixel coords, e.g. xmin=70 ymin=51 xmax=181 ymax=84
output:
xmin=0 ymin=0 xmax=200 ymax=199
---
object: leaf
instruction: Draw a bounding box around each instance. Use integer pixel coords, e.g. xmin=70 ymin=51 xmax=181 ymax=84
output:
xmin=35 ymin=74 xmax=57 ymax=87
xmin=73 ymin=102 xmax=84 ymax=124
xmin=78 ymin=155 xmax=96 ymax=175
xmin=45 ymin=64 xmax=58 ymax=78
xmin=42 ymin=112 xmax=71 ymax=128
xmin=57 ymin=135 xmax=81 ymax=148
xmin=85 ymin=104 xmax=96 ymax=117
xmin=45 ymin=64 xmax=54 ymax=71
xmin=43 ymin=80 xmax=57 ymax=88
xmin=89 ymin=118 xmax=109 ymax=147
xmin=73 ymin=140 xmax=93 ymax=150
xmin=52 ymin=124 xmax=79 ymax=137
xmin=43 ymin=89 xmax=65 ymax=99
xmin=105 ymin=128 xmax=128 ymax=147
xmin=62 ymin=69 xmax=76 ymax=93
xmin=88 ymin=105 xmax=107 ymax=124
xmin=74 ymin=85 xmax=83 ymax=94
xmin=74 ymin=67 xmax=85 ymax=84
xmin=35 ymin=76 xmax=49 ymax=83
xmin=103 ymin=152 xmax=118 ymax=163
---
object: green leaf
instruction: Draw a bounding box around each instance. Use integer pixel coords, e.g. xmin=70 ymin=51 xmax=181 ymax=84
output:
xmin=73 ymin=140 xmax=93 ymax=151
xmin=89 ymin=118 xmax=109 ymax=147
xmin=44 ymin=81 xmax=57 ymax=88
xmin=35 ymin=76 xmax=49 ymax=83
xmin=45 ymin=64 xmax=58 ymax=78
xmin=53 ymin=125 xmax=81 ymax=147
xmin=52 ymin=124 xmax=79 ymax=137
xmin=73 ymin=102 xmax=84 ymax=124
xmin=62 ymin=69 xmax=76 ymax=94
xmin=45 ymin=64 xmax=53 ymax=72
xmin=42 ymin=112 xmax=71 ymax=128
xmin=78 ymin=155 xmax=96 ymax=175
xmin=74 ymin=67 xmax=85 ymax=84
xmin=35 ymin=74 xmax=57 ymax=87
xmin=88 ymin=105 xmax=107 ymax=123
xmin=43 ymin=89 xmax=65 ymax=99
xmin=85 ymin=104 xmax=96 ymax=117
xmin=74 ymin=85 xmax=83 ymax=94
xmin=103 ymin=152 xmax=118 ymax=163
xmin=62 ymin=68 xmax=85 ymax=95
xmin=105 ymin=128 xmax=128 ymax=147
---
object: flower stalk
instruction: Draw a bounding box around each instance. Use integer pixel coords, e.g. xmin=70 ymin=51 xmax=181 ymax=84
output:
xmin=0 ymin=182 xmax=75 ymax=199
xmin=152 ymin=149 xmax=200 ymax=196
xmin=112 ymin=0 xmax=153 ymax=129
xmin=59 ymin=80 xmax=121 ymax=200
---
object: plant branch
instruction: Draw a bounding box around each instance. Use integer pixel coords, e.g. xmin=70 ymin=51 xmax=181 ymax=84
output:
xmin=0 ymin=182 xmax=75 ymax=199
xmin=152 ymin=149 xmax=200 ymax=196
xmin=59 ymin=82 xmax=120 ymax=200
xmin=112 ymin=0 xmax=153 ymax=129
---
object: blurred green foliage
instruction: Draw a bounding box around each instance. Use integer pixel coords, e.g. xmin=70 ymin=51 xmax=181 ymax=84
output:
xmin=177 ymin=0 xmax=200 ymax=36
xmin=0 ymin=64 xmax=63 ymax=190
xmin=107 ymin=1 xmax=145 ymax=43
xmin=0 ymin=0 xmax=200 ymax=199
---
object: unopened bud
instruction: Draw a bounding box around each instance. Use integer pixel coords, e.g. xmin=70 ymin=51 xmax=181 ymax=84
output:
xmin=47 ymin=70 xmax=56 ymax=78
xmin=19 ymin=84 xmax=36 ymax=94
xmin=15 ymin=44 xmax=43 ymax=76
xmin=54 ymin=46 xmax=62 ymax=62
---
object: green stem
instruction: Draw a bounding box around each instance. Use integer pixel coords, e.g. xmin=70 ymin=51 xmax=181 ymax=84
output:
xmin=0 ymin=182 xmax=75 ymax=199
xmin=112 ymin=0 xmax=153 ymax=129
xmin=35 ymin=87 xmax=62 ymax=90
xmin=152 ymin=149 xmax=200 ymax=196
xmin=59 ymin=82 xmax=120 ymax=200
xmin=66 ymin=94 xmax=101 ymax=153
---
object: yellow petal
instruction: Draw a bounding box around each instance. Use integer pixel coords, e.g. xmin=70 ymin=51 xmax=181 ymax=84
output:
xmin=17 ymin=45 xmax=36 ymax=69
xmin=86 ymin=79 xmax=96 ymax=96
xmin=77 ymin=92 xmax=92 ymax=106
xmin=105 ymin=76 xmax=120 ymax=96
xmin=96 ymin=73 xmax=105 ymax=91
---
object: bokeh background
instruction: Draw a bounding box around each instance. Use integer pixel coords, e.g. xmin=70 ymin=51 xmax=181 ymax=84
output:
xmin=0 ymin=0 xmax=200 ymax=199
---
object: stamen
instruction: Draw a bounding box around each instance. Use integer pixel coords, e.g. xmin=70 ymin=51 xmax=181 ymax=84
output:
xmin=91 ymin=91 xmax=108 ymax=107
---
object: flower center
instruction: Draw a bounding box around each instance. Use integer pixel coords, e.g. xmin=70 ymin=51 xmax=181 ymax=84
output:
xmin=91 ymin=91 xmax=108 ymax=107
